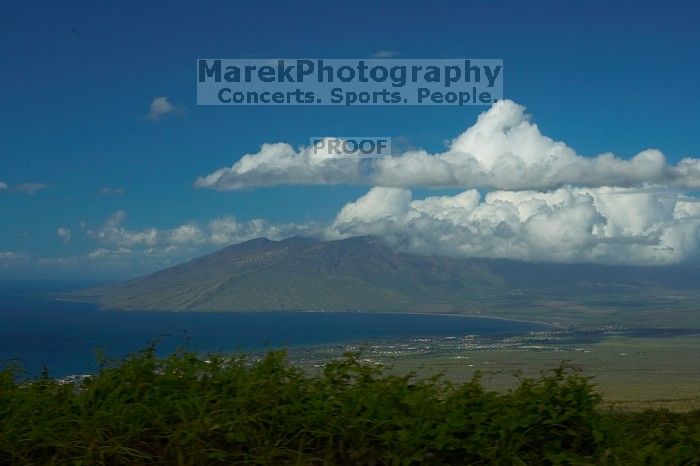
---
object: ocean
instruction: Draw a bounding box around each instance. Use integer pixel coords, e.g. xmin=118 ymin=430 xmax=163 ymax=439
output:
xmin=0 ymin=281 xmax=549 ymax=377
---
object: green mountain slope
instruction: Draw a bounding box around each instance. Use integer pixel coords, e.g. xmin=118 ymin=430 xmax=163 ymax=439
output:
xmin=99 ymin=236 xmax=506 ymax=311
xmin=98 ymin=236 xmax=700 ymax=312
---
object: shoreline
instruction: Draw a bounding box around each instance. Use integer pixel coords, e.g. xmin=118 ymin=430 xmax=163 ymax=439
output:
xmin=56 ymin=290 xmax=565 ymax=329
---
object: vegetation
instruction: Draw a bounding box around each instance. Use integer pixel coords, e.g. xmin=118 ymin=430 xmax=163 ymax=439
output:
xmin=1 ymin=347 xmax=699 ymax=465
xmin=93 ymin=236 xmax=700 ymax=316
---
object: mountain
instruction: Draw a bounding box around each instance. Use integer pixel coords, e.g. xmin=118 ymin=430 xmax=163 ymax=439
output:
xmin=97 ymin=236 xmax=700 ymax=312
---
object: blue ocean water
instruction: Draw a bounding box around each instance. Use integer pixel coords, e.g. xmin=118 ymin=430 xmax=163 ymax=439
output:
xmin=0 ymin=282 xmax=548 ymax=377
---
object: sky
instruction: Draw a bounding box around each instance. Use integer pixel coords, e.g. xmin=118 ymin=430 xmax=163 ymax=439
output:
xmin=1 ymin=0 xmax=699 ymax=278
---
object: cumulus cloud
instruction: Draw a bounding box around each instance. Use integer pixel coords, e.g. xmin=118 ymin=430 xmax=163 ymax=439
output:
xmin=168 ymin=224 xmax=206 ymax=246
xmin=56 ymin=227 xmax=72 ymax=243
xmin=40 ymin=185 xmax=700 ymax=269
xmin=326 ymin=187 xmax=700 ymax=266
xmin=196 ymin=100 xmax=700 ymax=191
xmin=147 ymin=96 xmax=183 ymax=121
xmin=87 ymin=210 xmax=315 ymax=254
xmin=88 ymin=210 xmax=158 ymax=247
xmin=208 ymin=217 xmax=297 ymax=245
xmin=42 ymin=94 xmax=700 ymax=270
xmin=0 ymin=181 xmax=7 ymax=190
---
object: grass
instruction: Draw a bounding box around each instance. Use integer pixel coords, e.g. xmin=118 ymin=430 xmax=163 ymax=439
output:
xmin=335 ymin=334 xmax=700 ymax=412
xmin=1 ymin=346 xmax=700 ymax=465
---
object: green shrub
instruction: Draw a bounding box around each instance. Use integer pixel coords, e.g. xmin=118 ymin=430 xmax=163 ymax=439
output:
xmin=1 ymin=347 xmax=698 ymax=465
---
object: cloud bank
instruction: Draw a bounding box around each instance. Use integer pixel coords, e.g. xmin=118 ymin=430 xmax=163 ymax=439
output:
xmin=189 ymin=99 xmax=700 ymax=266
xmin=86 ymin=210 xmax=314 ymax=257
xmin=196 ymin=100 xmax=700 ymax=191
xmin=326 ymin=187 xmax=700 ymax=265
xmin=77 ymin=184 xmax=700 ymax=267
xmin=17 ymin=100 xmax=699 ymax=271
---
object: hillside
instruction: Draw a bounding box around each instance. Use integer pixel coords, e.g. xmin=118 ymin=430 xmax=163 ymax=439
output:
xmin=97 ymin=236 xmax=700 ymax=313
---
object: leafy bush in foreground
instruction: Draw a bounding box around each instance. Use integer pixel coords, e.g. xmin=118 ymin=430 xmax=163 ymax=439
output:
xmin=1 ymin=347 xmax=699 ymax=465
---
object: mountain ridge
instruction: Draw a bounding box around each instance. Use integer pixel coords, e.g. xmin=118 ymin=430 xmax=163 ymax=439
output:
xmin=97 ymin=235 xmax=700 ymax=312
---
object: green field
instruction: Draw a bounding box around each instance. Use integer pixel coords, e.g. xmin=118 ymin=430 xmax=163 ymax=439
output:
xmin=379 ymin=335 xmax=700 ymax=411
xmin=292 ymin=287 xmax=700 ymax=412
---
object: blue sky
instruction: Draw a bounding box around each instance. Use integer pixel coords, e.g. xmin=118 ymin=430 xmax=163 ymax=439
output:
xmin=1 ymin=0 xmax=699 ymax=278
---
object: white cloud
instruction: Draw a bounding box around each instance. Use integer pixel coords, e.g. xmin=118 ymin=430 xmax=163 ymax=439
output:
xmin=372 ymin=50 xmax=399 ymax=58
xmin=169 ymin=224 xmax=206 ymax=245
xmin=206 ymin=216 xmax=317 ymax=245
xmin=56 ymin=227 xmax=72 ymax=243
xmin=196 ymin=100 xmax=700 ymax=191
xmin=88 ymin=210 xmax=158 ymax=247
xmin=100 ymin=186 xmax=125 ymax=196
xmin=147 ymin=96 xmax=183 ymax=121
xmin=0 ymin=251 xmax=29 ymax=265
xmin=0 ymin=182 xmax=50 ymax=194
xmin=11 ymin=213 xmax=314 ymax=273
xmin=334 ymin=187 xmax=413 ymax=225
xmin=86 ymin=247 xmax=133 ymax=259
xmin=16 ymin=182 xmax=49 ymax=194
xmin=40 ymin=185 xmax=700 ymax=270
xmin=195 ymin=142 xmax=367 ymax=189
xmin=326 ymin=186 xmax=700 ymax=265
xmin=87 ymin=210 xmax=313 ymax=253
